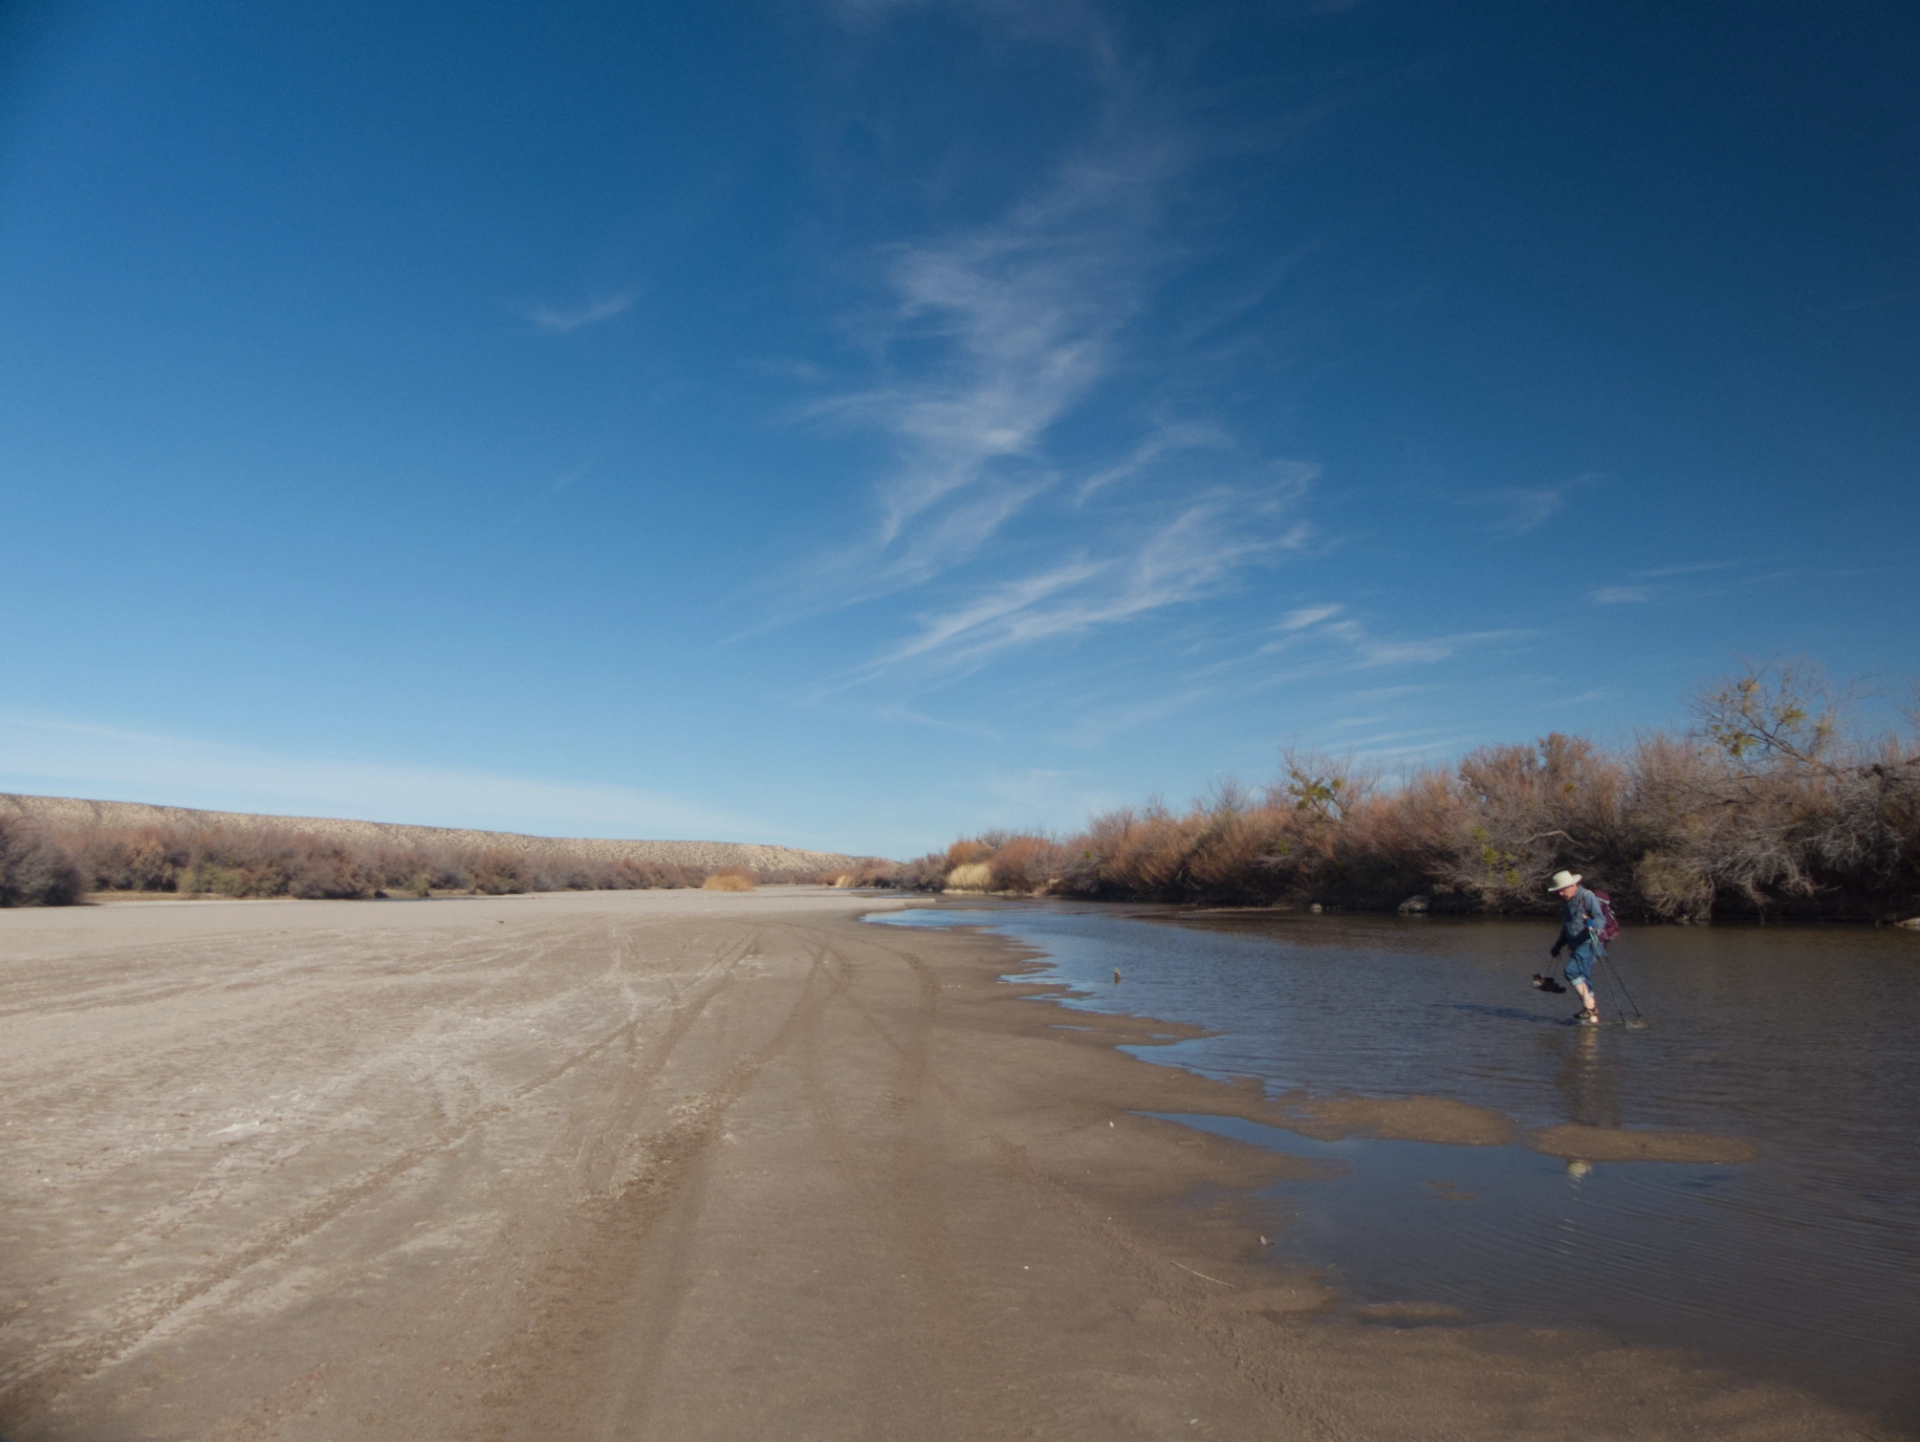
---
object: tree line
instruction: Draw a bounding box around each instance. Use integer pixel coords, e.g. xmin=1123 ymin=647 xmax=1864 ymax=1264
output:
xmin=903 ymin=665 xmax=1920 ymax=923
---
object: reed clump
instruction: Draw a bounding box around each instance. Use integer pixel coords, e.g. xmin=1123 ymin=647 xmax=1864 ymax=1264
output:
xmin=700 ymin=869 xmax=755 ymax=892
xmin=943 ymin=861 xmax=994 ymax=892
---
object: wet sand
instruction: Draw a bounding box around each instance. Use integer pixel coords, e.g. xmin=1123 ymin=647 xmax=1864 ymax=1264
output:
xmin=1270 ymin=1093 xmax=1763 ymax=1163
xmin=0 ymin=890 xmax=1878 ymax=1440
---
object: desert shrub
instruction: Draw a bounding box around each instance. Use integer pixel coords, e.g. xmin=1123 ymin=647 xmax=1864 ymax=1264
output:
xmin=0 ymin=817 xmax=85 ymax=906
xmin=78 ymin=827 xmax=184 ymax=891
xmin=1181 ymin=806 xmax=1281 ymax=900
xmin=987 ymin=834 xmax=1059 ymax=892
xmin=944 ymin=838 xmax=995 ymax=870
xmin=892 ymin=853 xmax=948 ymax=891
xmin=534 ymin=860 xmax=598 ymax=892
xmin=462 ymin=848 xmax=531 ymax=895
xmin=1095 ymin=804 xmax=1193 ymax=896
xmin=610 ymin=859 xmax=706 ymax=889
xmin=147 ymin=826 xmax=378 ymax=899
xmin=285 ymin=845 xmax=374 ymax=899
xmin=701 ymin=868 xmax=755 ymax=892
xmin=1632 ymin=850 xmax=1716 ymax=922
xmin=1435 ymin=740 xmax=1573 ymax=900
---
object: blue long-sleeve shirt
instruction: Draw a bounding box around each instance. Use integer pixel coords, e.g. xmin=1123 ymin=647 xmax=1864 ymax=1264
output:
xmin=1553 ymin=888 xmax=1606 ymax=959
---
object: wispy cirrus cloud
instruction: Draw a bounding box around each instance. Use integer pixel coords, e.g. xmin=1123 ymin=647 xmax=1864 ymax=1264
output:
xmin=870 ymin=558 xmax=1110 ymax=670
xmin=774 ymin=0 xmax=1344 ymax=731
xmin=1452 ymin=475 xmax=1596 ymax=537
xmin=524 ymin=293 xmax=637 ymax=334
xmin=1584 ymin=555 xmax=1821 ymax=608
xmin=1276 ymin=602 xmax=1342 ymax=632
xmin=860 ymin=486 xmax=1308 ymax=678
xmin=1639 ymin=559 xmax=1744 ymax=578
xmin=1075 ymin=420 xmax=1233 ymax=504
xmin=1479 ymin=485 xmax=1569 ymax=535
xmin=1352 ymin=633 xmax=1523 ymax=666
xmin=1258 ymin=602 xmax=1531 ymax=669
xmin=803 ymin=141 xmax=1175 ymax=589
xmin=982 ymin=592 xmax=1529 ymax=749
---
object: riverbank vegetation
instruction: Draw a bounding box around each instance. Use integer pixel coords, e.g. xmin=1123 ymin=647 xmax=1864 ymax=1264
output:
xmin=0 ymin=816 xmax=88 ymax=907
xmin=0 ymin=818 xmax=721 ymax=905
xmin=919 ymin=666 xmax=1920 ymax=924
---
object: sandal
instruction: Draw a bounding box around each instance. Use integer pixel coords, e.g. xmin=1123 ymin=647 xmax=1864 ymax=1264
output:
xmin=1575 ymin=1008 xmax=1600 ymax=1026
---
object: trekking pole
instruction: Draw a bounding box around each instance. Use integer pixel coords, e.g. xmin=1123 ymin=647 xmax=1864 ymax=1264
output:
xmin=1600 ymin=948 xmax=1644 ymax=1022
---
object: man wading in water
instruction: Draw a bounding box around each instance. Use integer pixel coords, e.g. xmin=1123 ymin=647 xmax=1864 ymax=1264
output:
xmin=1548 ymin=869 xmax=1605 ymax=1025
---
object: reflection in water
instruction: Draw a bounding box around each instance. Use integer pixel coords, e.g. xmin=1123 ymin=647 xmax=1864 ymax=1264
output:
xmin=871 ymin=902 xmax=1920 ymax=1430
xmin=1550 ymin=1025 xmax=1621 ymax=1130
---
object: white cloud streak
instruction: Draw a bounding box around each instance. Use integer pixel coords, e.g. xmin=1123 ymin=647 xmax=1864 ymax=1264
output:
xmin=780 ymin=1 xmax=1335 ymax=719
xmin=1075 ymin=421 xmax=1231 ymax=503
xmin=860 ymin=487 xmax=1308 ymax=678
xmin=1456 ymin=476 xmax=1596 ymax=537
xmin=525 ymin=293 xmax=636 ymax=334
xmin=1487 ymin=486 xmax=1568 ymax=535
xmin=1257 ymin=604 xmax=1531 ymax=670
xmin=1639 ymin=560 xmax=1743 ymax=578
xmin=798 ymin=130 xmax=1179 ymax=593
xmin=1278 ymin=603 xmax=1342 ymax=631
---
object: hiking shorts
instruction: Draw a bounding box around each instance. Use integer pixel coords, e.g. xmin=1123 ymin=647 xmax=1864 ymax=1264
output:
xmin=1563 ymin=947 xmax=1596 ymax=987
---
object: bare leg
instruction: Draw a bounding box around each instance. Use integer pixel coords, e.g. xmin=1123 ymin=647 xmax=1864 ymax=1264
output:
xmin=1573 ymin=977 xmax=1598 ymax=1018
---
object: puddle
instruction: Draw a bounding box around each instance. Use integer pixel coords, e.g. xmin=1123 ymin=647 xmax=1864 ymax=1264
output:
xmin=1145 ymin=1112 xmax=1744 ymax=1329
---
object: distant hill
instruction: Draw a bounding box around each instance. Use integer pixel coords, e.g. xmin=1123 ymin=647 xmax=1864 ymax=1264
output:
xmin=0 ymin=794 xmax=870 ymax=875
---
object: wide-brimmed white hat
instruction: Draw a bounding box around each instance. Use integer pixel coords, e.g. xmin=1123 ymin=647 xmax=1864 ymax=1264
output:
xmin=1548 ymin=870 xmax=1582 ymax=892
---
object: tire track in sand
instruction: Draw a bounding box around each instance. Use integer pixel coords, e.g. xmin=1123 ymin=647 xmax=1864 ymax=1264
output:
xmin=466 ymin=935 xmax=861 ymax=1441
xmin=0 ymin=929 xmax=760 ymax=1419
xmin=788 ymin=935 xmax=953 ymax=1442
xmin=785 ymin=918 xmax=1083 ymax=1439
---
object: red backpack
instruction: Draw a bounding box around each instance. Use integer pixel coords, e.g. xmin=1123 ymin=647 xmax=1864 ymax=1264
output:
xmin=1591 ymin=890 xmax=1622 ymax=945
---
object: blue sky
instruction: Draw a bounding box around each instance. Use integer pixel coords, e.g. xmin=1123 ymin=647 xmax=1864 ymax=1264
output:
xmin=2 ymin=0 xmax=1916 ymax=857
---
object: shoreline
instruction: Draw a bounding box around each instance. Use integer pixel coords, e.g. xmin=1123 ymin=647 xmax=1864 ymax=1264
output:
xmin=0 ymin=889 xmax=1888 ymax=1439
xmin=952 ymin=920 xmax=1764 ymax=1165
xmin=941 ymin=890 xmax=1920 ymax=929
xmin=36 ymin=882 xmax=1920 ymax=931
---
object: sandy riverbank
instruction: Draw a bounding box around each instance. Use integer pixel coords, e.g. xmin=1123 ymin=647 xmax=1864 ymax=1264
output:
xmin=0 ymin=889 xmax=1876 ymax=1440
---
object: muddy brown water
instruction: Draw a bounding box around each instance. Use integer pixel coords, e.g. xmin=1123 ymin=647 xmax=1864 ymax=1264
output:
xmin=873 ymin=903 xmax=1920 ymax=1429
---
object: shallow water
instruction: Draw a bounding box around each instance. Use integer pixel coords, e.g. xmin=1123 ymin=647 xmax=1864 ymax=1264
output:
xmin=870 ymin=902 xmax=1920 ymax=1428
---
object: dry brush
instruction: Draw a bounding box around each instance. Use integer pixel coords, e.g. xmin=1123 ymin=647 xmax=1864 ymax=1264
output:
xmin=921 ymin=666 xmax=1920 ymax=924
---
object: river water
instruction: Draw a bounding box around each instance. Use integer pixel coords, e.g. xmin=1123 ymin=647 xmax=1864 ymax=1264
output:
xmin=869 ymin=902 xmax=1920 ymax=1429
